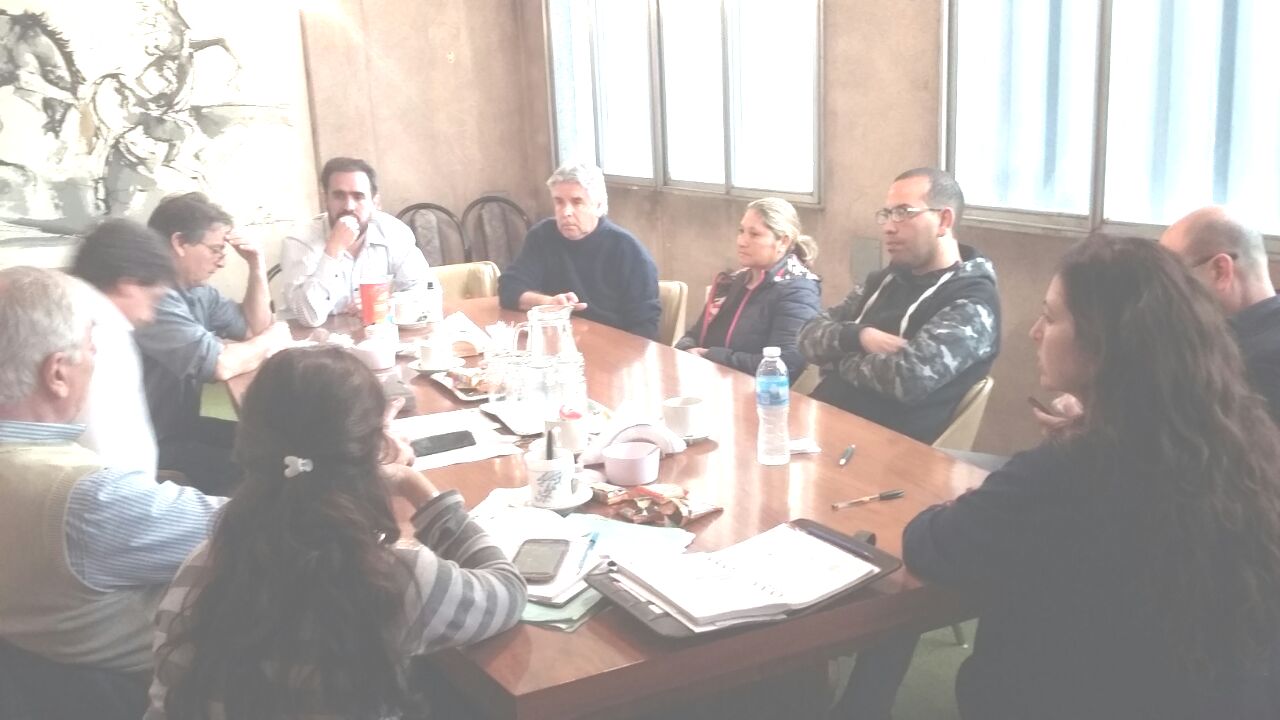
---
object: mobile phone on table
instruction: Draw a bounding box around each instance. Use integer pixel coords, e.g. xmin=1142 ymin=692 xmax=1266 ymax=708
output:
xmin=513 ymin=538 xmax=571 ymax=583
xmin=410 ymin=430 xmax=477 ymax=457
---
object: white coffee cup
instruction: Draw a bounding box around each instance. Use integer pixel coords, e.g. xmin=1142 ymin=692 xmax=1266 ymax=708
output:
xmin=602 ymin=441 xmax=660 ymax=486
xmin=524 ymin=442 xmax=578 ymax=508
xmin=417 ymin=338 xmax=453 ymax=369
xmin=662 ymin=396 xmax=707 ymax=438
xmin=390 ymin=291 xmax=424 ymax=324
xmin=352 ymin=339 xmax=394 ymax=371
xmin=546 ymin=417 xmax=589 ymax=454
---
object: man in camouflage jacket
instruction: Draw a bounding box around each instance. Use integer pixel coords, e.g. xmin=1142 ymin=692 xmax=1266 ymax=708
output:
xmin=799 ymin=168 xmax=1000 ymax=443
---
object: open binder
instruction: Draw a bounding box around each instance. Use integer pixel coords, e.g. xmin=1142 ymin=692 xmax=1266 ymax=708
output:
xmin=586 ymin=519 xmax=902 ymax=638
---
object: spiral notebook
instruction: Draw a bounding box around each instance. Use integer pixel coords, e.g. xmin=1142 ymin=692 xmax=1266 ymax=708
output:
xmin=591 ymin=520 xmax=900 ymax=635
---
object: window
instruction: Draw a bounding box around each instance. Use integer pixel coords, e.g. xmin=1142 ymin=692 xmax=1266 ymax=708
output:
xmin=546 ymin=0 xmax=821 ymax=200
xmin=949 ymin=0 xmax=1280 ymax=236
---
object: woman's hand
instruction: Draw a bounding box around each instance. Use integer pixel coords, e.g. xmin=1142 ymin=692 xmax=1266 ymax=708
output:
xmin=381 ymin=397 xmax=414 ymax=466
xmin=379 ymin=463 xmax=440 ymax=508
xmin=686 ymin=347 xmax=710 ymax=358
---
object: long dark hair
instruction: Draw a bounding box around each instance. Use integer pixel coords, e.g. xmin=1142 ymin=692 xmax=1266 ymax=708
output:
xmin=1059 ymin=235 xmax=1280 ymax=675
xmin=161 ymin=346 xmax=408 ymax=719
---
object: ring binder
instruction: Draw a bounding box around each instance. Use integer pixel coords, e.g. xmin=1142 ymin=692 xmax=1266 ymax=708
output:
xmin=586 ymin=519 xmax=902 ymax=638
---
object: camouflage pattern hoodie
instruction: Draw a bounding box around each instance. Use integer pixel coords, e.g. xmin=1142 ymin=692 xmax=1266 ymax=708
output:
xmin=797 ymin=244 xmax=1000 ymax=442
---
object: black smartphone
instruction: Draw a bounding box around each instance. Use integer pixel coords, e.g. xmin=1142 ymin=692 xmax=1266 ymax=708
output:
xmin=1027 ymin=396 xmax=1054 ymax=415
xmin=513 ymin=538 xmax=571 ymax=583
xmin=410 ymin=430 xmax=477 ymax=457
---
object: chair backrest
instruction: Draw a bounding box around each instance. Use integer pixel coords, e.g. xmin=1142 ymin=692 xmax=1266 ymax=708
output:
xmin=0 ymin=640 xmax=148 ymax=720
xmin=657 ymin=280 xmax=688 ymax=347
xmin=397 ymin=203 xmax=467 ymax=266
xmin=932 ymin=376 xmax=995 ymax=452
xmin=460 ymin=196 xmax=530 ymax=270
xmin=434 ymin=261 xmax=502 ymax=305
xmin=792 ymin=365 xmax=822 ymax=395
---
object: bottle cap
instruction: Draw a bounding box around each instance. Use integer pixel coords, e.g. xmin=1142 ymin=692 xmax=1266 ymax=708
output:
xmin=763 ymin=346 xmax=781 ymax=357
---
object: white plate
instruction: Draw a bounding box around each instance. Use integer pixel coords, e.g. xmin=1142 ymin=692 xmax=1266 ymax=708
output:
xmin=408 ymin=357 xmax=463 ymax=374
xmin=681 ymin=432 xmax=712 ymax=444
xmin=428 ymin=371 xmax=488 ymax=402
xmin=396 ymin=342 xmax=418 ymax=357
xmin=527 ymin=483 xmax=594 ymax=512
xmin=394 ymin=318 xmax=434 ymax=330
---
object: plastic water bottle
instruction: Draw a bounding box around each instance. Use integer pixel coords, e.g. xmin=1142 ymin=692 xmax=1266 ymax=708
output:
xmin=422 ymin=279 xmax=444 ymax=322
xmin=756 ymin=346 xmax=790 ymax=466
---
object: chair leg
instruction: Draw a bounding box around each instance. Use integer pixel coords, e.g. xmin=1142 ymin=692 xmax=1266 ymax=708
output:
xmin=951 ymin=623 xmax=969 ymax=648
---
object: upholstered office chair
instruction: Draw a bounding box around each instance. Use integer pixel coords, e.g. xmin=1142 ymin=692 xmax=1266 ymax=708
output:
xmin=398 ymin=203 xmax=467 ymax=266
xmin=434 ymin=261 xmax=501 ymax=305
xmin=932 ymin=374 xmax=995 ymax=647
xmin=792 ymin=365 xmax=822 ymax=394
xmin=657 ymin=280 xmax=688 ymax=346
xmin=461 ymin=195 xmax=530 ymax=270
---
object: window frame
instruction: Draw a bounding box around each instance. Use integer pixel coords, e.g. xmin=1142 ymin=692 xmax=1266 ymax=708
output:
xmin=944 ymin=0 xmax=1280 ymax=253
xmin=542 ymin=0 xmax=825 ymax=206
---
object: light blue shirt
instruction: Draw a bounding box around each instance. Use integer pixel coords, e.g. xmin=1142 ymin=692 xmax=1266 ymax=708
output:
xmin=0 ymin=420 xmax=226 ymax=590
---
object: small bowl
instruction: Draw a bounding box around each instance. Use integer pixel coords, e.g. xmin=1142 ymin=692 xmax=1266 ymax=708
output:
xmin=602 ymin=441 xmax=660 ymax=486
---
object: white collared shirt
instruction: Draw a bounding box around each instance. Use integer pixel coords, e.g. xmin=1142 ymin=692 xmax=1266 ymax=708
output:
xmin=278 ymin=210 xmax=434 ymax=327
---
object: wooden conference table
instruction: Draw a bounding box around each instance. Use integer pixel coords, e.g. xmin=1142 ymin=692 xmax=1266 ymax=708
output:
xmin=226 ymin=297 xmax=989 ymax=720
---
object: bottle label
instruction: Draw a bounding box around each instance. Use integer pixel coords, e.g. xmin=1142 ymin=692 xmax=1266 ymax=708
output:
xmin=756 ymin=375 xmax=789 ymax=407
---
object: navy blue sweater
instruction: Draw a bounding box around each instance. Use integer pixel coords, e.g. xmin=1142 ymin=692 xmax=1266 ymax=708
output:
xmin=905 ymin=442 xmax=1280 ymax=720
xmin=498 ymin=218 xmax=661 ymax=340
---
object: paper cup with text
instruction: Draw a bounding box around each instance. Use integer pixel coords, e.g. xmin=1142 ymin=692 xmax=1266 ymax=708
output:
xmin=524 ymin=441 xmax=578 ymax=508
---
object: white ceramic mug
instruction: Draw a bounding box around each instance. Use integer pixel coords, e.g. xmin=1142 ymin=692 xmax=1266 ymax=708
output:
xmin=417 ymin=338 xmax=453 ymax=369
xmin=390 ymin=291 xmax=424 ymax=324
xmin=524 ymin=442 xmax=579 ymax=508
xmin=545 ymin=417 xmax=589 ymax=454
xmin=602 ymin=441 xmax=660 ymax=486
xmin=662 ymin=396 xmax=707 ymax=438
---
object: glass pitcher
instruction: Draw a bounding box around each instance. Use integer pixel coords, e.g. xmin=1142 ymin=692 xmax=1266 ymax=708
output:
xmin=523 ymin=304 xmax=578 ymax=358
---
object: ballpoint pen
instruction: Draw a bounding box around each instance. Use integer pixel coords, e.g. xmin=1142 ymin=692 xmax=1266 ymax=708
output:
xmin=831 ymin=489 xmax=905 ymax=511
xmin=578 ymin=531 xmax=599 ymax=572
xmin=837 ymin=444 xmax=856 ymax=467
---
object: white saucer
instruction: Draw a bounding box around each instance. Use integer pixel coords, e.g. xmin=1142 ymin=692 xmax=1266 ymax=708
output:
xmin=681 ymin=432 xmax=712 ymax=444
xmin=394 ymin=318 xmax=434 ymax=330
xmin=408 ymin=357 xmax=463 ymax=374
xmin=528 ymin=483 xmax=594 ymax=512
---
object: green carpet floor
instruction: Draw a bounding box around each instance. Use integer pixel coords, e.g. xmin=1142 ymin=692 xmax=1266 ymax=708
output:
xmin=891 ymin=620 xmax=975 ymax=720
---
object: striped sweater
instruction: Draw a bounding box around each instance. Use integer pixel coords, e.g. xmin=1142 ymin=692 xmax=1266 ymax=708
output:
xmin=144 ymin=489 xmax=526 ymax=719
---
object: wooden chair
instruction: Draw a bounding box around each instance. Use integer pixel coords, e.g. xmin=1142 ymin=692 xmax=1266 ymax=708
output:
xmin=398 ymin=203 xmax=467 ymax=266
xmin=932 ymin=374 xmax=995 ymax=647
xmin=657 ymin=280 xmax=688 ymax=346
xmin=461 ymin=196 xmax=530 ymax=270
xmin=434 ymin=261 xmax=501 ymax=305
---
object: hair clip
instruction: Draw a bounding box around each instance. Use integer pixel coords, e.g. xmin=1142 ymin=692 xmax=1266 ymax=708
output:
xmin=283 ymin=455 xmax=313 ymax=478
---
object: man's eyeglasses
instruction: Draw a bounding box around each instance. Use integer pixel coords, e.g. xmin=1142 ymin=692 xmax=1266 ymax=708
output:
xmin=1188 ymin=251 xmax=1238 ymax=268
xmin=200 ymin=241 xmax=228 ymax=257
xmin=875 ymin=206 xmax=944 ymax=225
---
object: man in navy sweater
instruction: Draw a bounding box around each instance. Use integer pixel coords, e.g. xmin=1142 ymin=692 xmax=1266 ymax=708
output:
xmin=498 ymin=162 xmax=661 ymax=340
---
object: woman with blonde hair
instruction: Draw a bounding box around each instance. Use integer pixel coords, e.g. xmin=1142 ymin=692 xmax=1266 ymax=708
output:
xmin=676 ymin=197 xmax=821 ymax=381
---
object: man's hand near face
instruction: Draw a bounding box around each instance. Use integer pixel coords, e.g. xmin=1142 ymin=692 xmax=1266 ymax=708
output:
xmin=325 ymin=215 xmax=361 ymax=259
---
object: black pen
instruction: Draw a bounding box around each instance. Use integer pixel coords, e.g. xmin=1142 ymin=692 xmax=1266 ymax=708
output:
xmin=837 ymin=444 xmax=856 ymax=467
xmin=831 ymin=489 xmax=905 ymax=511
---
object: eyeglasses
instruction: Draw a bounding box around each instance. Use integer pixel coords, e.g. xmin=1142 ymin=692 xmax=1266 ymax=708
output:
xmin=874 ymin=206 xmax=944 ymax=225
xmin=200 ymin=241 xmax=227 ymax=257
xmin=1188 ymin=251 xmax=1238 ymax=268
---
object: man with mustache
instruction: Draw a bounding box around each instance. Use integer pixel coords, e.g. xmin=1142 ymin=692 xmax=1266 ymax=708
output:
xmin=279 ymin=156 xmax=433 ymax=327
xmin=799 ymin=168 xmax=1001 ymax=443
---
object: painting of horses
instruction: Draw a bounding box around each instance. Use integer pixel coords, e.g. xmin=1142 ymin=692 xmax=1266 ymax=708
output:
xmin=0 ymin=0 xmax=315 ymax=267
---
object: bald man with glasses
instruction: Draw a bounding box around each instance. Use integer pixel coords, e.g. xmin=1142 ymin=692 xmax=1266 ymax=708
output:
xmin=798 ymin=167 xmax=1001 ymax=443
xmin=1163 ymin=208 xmax=1280 ymax=416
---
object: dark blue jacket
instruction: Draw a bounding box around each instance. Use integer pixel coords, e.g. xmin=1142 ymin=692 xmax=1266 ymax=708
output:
xmin=1230 ymin=294 xmax=1280 ymax=422
xmin=675 ymin=252 xmax=820 ymax=382
xmin=498 ymin=217 xmax=660 ymax=340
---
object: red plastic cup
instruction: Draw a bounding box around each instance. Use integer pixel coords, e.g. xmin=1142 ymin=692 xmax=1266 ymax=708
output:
xmin=359 ymin=281 xmax=389 ymax=325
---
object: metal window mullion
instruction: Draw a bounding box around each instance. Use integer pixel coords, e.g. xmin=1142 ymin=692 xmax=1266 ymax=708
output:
xmin=721 ymin=0 xmax=734 ymax=193
xmin=943 ymin=0 xmax=959 ymax=173
xmin=1088 ymin=0 xmax=1113 ymax=229
xmin=542 ymin=0 xmax=560 ymax=168
xmin=588 ymin=0 xmax=604 ymax=168
xmin=647 ymin=0 xmax=663 ymax=187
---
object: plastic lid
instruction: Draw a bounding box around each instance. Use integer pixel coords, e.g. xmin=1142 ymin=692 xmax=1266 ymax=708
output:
xmin=763 ymin=346 xmax=781 ymax=357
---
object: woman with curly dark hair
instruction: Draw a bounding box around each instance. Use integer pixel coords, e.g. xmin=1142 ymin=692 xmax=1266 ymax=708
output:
xmin=144 ymin=346 xmax=526 ymax=719
xmin=903 ymin=235 xmax=1280 ymax=719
